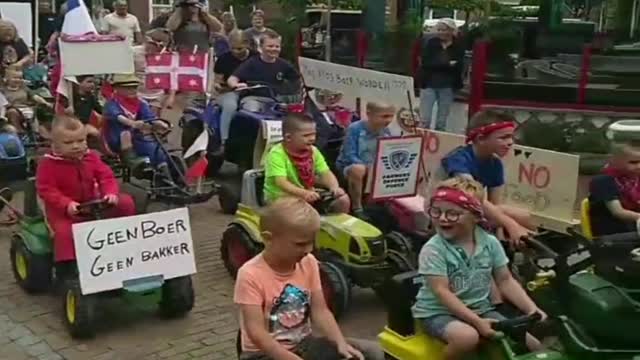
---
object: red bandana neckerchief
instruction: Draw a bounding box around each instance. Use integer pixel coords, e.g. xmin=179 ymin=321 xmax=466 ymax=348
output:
xmin=466 ymin=121 xmax=516 ymax=143
xmin=113 ymin=93 xmax=141 ymax=119
xmin=602 ymin=164 xmax=640 ymax=211
xmin=284 ymin=144 xmax=315 ymax=189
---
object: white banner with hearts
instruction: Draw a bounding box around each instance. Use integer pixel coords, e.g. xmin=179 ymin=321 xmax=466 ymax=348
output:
xmin=418 ymin=129 xmax=579 ymax=230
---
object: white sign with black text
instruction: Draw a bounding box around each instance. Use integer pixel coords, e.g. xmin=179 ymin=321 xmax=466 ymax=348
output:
xmin=371 ymin=136 xmax=424 ymax=200
xmin=72 ymin=208 xmax=197 ymax=295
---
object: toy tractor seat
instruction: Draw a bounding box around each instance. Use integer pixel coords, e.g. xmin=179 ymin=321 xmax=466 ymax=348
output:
xmin=590 ymin=232 xmax=640 ymax=289
xmin=240 ymin=169 xmax=267 ymax=208
xmin=580 ymin=198 xmax=594 ymax=240
xmin=379 ymin=270 xmax=422 ymax=336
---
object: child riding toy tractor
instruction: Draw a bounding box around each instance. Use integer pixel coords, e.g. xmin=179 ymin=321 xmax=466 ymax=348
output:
xmin=376 ymin=271 xmax=568 ymax=360
xmin=220 ymin=169 xmax=415 ymax=318
xmin=5 ymin=183 xmax=195 ymax=338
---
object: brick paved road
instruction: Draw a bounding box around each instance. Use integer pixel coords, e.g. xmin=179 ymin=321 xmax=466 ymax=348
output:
xmin=0 ymin=193 xmax=386 ymax=360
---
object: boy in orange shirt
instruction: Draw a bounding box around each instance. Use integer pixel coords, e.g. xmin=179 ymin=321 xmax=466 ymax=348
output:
xmin=234 ymin=197 xmax=384 ymax=360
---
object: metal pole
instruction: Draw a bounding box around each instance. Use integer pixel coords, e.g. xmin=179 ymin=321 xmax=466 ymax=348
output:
xmin=325 ymin=0 xmax=331 ymax=62
xmin=35 ymin=0 xmax=40 ymax=50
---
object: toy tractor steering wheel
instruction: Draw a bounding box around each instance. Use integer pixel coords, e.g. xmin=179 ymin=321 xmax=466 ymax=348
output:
xmin=492 ymin=312 xmax=542 ymax=346
xmin=76 ymin=198 xmax=112 ymax=217
xmin=140 ymin=118 xmax=172 ymax=140
xmin=313 ymin=188 xmax=338 ymax=214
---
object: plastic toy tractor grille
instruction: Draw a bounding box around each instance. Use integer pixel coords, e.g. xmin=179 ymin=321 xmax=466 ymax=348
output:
xmin=367 ymin=236 xmax=386 ymax=258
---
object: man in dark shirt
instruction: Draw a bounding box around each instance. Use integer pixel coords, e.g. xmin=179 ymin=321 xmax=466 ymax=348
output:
xmin=38 ymin=1 xmax=58 ymax=46
xmin=227 ymin=29 xmax=300 ymax=101
xmin=213 ymin=30 xmax=255 ymax=146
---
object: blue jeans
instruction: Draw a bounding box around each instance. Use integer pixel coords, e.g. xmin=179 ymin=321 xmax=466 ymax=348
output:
xmin=420 ymin=87 xmax=454 ymax=131
xmin=217 ymin=91 xmax=239 ymax=143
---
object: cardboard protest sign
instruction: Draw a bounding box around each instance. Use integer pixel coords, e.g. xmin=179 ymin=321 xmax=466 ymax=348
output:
xmin=72 ymin=208 xmax=196 ymax=295
xmin=59 ymin=37 xmax=134 ymax=76
xmin=299 ymin=57 xmax=415 ymax=105
xmin=253 ymin=120 xmax=283 ymax=168
xmin=417 ymin=129 xmax=580 ymax=229
xmin=371 ymin=136 xmax=424 ymax=200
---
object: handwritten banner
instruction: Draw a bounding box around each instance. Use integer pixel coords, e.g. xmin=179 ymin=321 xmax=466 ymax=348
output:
xmin=72 ymin=208 xmax=196 ymax=295
xmin=299 ymin=57 xmax=415 ymax=105
xmin=418 ymin=130 xmax=580 ymax=225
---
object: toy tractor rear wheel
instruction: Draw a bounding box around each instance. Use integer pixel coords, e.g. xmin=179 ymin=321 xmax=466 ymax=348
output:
xmin=10 ymin=235 xmax=52 ymax=293
xmin=319 ymin=261 xmax=351 ymax=320
xmin=159 ymin=276 xmax=195 ymax=318
xmin=221 ymin=224 xmax=262 ymax=278
xmin=384 ymin=232 xmax=415 ymax=265
xmin=218 ymin=182 xmax=240 ymax=215
xmin=62 ymin=278 xmax=97 ymax=339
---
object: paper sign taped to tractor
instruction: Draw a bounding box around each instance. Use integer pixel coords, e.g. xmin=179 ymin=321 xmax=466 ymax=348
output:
xmin=418 ymin=129 xmax=579 ymax=224
xmin=72 ymin=208 xmax=196 ymax=295
xmin=299 ymin=57 xmax=414 ymax=105
xmin=253 ymin=120 xmax=283 ymax=168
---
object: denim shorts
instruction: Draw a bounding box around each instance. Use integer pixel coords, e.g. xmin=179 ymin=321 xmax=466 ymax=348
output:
xmin=421 ymin=310 xmax=506 ymax=341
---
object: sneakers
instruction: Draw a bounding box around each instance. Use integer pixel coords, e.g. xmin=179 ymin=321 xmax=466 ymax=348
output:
xmin=352 ymin=208 xmax=369 ymax=221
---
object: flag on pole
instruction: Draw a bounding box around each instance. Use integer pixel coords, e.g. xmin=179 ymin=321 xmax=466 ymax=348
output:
xmin=185 ymin=155 xmax=209 ymax=185
xmin=183 ymin=128 xmax=209 ymax=159
xmin=56 ymin=0 xmax=97 ymax=99
xmin=145 ymin=52 xmax=209 ymax=93
xmin=61 ymin=0 xmax=97 ymax=36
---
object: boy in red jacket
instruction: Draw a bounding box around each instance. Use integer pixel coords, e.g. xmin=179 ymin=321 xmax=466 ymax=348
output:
xmin=36 ymin=117 xmax=136 ymax=267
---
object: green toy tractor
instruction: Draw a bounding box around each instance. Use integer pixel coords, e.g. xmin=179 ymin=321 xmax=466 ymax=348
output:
xmin=6 ymin=179 xmax=195 ymax=338
xmin=220 ymin=169 xmax=415 ymax=318
xmin=515 ymin=230 xmax=640 ymax=359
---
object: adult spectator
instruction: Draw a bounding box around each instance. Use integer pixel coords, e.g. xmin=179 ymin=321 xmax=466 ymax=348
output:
xmin=419 ymin=18 xmax=463 ymax=131
xmin=243 ymin=9 xmax=272 ymax=52
xmin=213 ymin=30 xmax=256 ymax=149
xmin=38 ymin=1 xmax=58 ymax=46
xmin=227 ymin=29 xmax=300 ymax=100
xmin=102 ymin=0 xmax=142 ymax=45
xmin=221 ymin=12 xmax=237 ymax=35
xmin=166 ymin=0 xmax=222 ymax=53
xmin=0 ymin=20 xmax=32 ymax=73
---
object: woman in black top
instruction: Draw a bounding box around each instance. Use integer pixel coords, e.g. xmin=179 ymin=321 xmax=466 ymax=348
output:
xmin=419 ymin=18 xmax=463 ymax=131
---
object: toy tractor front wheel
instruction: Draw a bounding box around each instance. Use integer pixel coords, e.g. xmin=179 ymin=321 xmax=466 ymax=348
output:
xmin=384 ymin=232 xmax=415 ymax=264
xmin=159 ymin=276 xmax=195 ymax=318
xmin=319 ymin=261 xmax=351 ymax=320
xmin=62 ymin=278 xmax=97 ymax=339
xmin=221 ymin=224 xmax=262 ymax=278
xmin=10 ymin=235 xmax=52 ymax=293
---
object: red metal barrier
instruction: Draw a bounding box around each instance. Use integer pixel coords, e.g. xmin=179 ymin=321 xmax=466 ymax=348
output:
xmin=469 ymin=41 xmax=489 ymax=117
xmin=577 ymin=44 xmax=592 ymax=104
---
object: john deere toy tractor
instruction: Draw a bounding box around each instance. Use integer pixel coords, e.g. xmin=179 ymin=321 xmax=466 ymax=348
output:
xmin=220 ymin=169 xmax=415 ymax=318
xmin=6 ymin=179 xmax=194 ymax=338
xmin=514 ymin=229 xmax=640 ymax=359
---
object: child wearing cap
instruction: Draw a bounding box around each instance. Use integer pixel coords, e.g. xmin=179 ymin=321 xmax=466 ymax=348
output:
xmin=103 ymin=73 xmax=172 ymax=180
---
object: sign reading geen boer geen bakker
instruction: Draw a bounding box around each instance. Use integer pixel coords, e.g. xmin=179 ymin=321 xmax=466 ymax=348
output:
xmin=72 ymin=208 xmax=196 ymax=295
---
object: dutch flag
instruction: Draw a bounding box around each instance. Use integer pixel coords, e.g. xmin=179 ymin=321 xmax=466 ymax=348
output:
xmin=56 ymin=0 xmax=96 ymax=99
xmin=62 ymin=0 xmax=97 ymax=36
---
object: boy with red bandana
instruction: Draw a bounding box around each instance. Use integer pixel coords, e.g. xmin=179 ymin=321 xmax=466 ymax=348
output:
xmin=437 ymin=110 xmax=535 ymax=248
xmin=36 ymin=117 xmax=135 ymax=271
xmin=263 ymin=113 xmax=349 ymax=213
xmin=589 ymin=139 xmax=640 ymax=236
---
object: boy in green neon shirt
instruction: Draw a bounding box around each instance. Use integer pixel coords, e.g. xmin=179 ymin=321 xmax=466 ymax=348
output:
xmin=264 ymin=113 xmax=350 ymax=213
